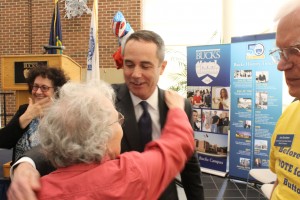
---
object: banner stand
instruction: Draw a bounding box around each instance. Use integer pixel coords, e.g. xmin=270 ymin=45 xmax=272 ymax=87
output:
xmin=201 ymin=167 xmax=228 ymax=177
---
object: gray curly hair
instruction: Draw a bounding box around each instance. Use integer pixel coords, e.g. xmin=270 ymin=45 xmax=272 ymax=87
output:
xmin=39 ymin=80 xmax=116 ymax=168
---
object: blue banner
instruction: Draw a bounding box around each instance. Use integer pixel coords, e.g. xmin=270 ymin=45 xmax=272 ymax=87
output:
xmin=229 ymin=37 xmax=283 ymax=180
xmin=187 ymin=44 xmax=230 ymax=175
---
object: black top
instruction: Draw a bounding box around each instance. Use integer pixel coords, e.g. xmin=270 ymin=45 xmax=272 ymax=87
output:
xmin=0 ymin=104 xmax=29 ymax=164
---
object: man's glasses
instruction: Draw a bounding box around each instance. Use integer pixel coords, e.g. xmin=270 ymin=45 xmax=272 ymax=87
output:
xmin=109 ymin=112 xmax=125 ymax=126
xmin=269 ymin=45 xmax=300 ymax=64
xmin=32 ymin=85 xmax=54 ymax=92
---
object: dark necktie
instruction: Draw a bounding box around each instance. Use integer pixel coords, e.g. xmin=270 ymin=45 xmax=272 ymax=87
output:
xmin=138 ymin=101 xmax=152 ymax=150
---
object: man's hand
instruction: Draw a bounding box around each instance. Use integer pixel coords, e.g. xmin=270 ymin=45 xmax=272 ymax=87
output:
xmin=7 ymin=163 xmax=41 ymax=200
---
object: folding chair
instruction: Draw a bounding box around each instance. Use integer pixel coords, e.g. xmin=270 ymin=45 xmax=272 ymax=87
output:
xmin=245 ymin=169 xmax=276 ymax=199
xmin=261 ymin=183 xmax=274 ymax=199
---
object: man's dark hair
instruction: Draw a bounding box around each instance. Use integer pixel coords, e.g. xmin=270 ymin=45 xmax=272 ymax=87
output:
xmin=124 ymin=30 xmax=165 ymax=62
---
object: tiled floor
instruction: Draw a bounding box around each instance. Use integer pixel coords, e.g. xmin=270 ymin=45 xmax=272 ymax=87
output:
xmin=177 ymin=172 xmax=268 ymax=200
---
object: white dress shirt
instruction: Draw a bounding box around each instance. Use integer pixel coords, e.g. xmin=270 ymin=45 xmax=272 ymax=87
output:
xmin=129 ymin=87 xmax=161 ymax=140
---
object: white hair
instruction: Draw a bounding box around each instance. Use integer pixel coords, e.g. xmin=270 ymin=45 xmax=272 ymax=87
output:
xmin=39 ymin=80 xmax=116 ymax=168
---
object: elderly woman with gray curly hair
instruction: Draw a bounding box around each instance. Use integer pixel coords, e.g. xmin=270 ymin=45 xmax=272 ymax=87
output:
xmin=35 ymin=80 xmax=194 ymax=200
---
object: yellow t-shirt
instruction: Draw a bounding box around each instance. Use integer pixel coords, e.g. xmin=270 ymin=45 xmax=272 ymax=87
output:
xmin=269 ymin=101 xmax=300 ymax=200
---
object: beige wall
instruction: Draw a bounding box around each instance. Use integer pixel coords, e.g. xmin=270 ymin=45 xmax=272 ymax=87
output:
xmin=81 ymin=68 xmax=125 ymax=84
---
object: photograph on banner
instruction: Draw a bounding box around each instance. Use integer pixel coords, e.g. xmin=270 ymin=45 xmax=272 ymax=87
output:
xmin=194 ymin=131 xmax=228 ymax=172
xmin=238 ymin=157 xmax=250 ymax=169
xmin=195 ymin=132 xmax=227 ymax=156
xmin=187 ymin=86 xmax=211 ymax=109
xmin=253 ymin=157 xmax=262 ymax=168
xmin=244 ymin=120 xmax=251 ymax=129
xmin=235 ymin=131 xmax=251 ymax=139
xmin=202 ymin=122 xmax=211 ymax=132
xmin=233 ymin=70 xmax=252 ymax=79
xmin=212 ymin=86 xmax=230 ymax=110
xmin=201 ymin=109 xmax=212 ymax=132
xmin=192 ymin=109 xmax=201 ymax=132
xmin=252 ymin=153 xmax=269 ymax=168
xmin=231 ymin=119 xmax=251 ymax=129
xmin=203 ymin=109 xmax=229 ymax=134
xmin=237 ymin=97 xmax=252 ymax=109
xmin=253 ymin=152 xmax=270 ymax=168
xmin=255 ymin=91 xmax=268 ymax=110
xmin=261 ymin=158 xmax=269 ymax=167
xmin=256 ymin=71 xmax=268 ymax=83
xmin=254 ymin=139 xmax=268 ymax=151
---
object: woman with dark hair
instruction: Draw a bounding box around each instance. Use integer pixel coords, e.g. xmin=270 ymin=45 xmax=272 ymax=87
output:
xmin=213 ymin=88 xmax=229 ymax=110
xmin=0 ymin=64 xmax=69 ymax=164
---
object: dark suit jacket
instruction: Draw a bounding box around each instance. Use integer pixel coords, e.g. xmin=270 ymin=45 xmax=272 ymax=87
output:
xmin=113 ymin=84 xmax=204 ymax=200
xmin=24 ymin=84 xmax=204 ymax=200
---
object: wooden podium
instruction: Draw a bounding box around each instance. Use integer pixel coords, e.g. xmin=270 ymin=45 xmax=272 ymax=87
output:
xmin=1 ymin=54 xmax=82 ymax=109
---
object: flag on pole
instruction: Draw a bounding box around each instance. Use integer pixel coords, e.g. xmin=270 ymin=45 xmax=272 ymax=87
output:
xmin=86 ymin=0 xmax=100 ymax=81
xmin=48 ymin=0 xmax=63 ymax=54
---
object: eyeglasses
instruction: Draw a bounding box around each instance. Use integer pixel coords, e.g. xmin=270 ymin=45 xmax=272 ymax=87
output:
xmin=269 ymin=45 xmax=300 ymax=64
xmin=32 ymin=85 xmax=54 ymax=92
xmin=109 ymin=112 xmax=125 ymax=126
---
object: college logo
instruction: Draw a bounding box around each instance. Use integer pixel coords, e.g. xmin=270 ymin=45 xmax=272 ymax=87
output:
xmin=246 ymin=43 xmax=265 ymax=60
xmin=195 ymin=60 xmax=220 ymax=84
xmin=14 ymin=61 xmax=47 ymax=84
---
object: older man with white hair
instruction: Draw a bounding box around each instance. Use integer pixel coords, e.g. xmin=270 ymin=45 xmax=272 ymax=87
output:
xmin=269 ymin=1 xmax=300 ymax=199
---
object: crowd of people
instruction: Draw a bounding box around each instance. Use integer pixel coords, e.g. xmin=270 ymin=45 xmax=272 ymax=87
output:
xmin=36 ymin=80 xmax=194 ymax=200
xmin=2 ymin=30 xmax=204 ymax=200
xmin=193 ymin=110 xmax=229 ymax=134
xmin=188 ymin=87 xmax=229 ymax=111
xmin=188 ymin=88 xmax=211 ymax=108
xmin=257 ymin=72 xmax=267 ymax=83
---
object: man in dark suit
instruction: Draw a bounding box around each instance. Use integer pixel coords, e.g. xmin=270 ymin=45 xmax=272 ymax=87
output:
xmin=8 ymin=30 xmax=204 ymax=200
xmin=113 ymin=84 xmax=203 ymax=199
xmin=112 ymin=30 xmax=203 ymax=199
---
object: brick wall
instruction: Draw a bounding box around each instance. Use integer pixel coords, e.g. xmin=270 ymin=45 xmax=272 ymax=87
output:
xmin=0 ymin=0 xmax=141 ymax=125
